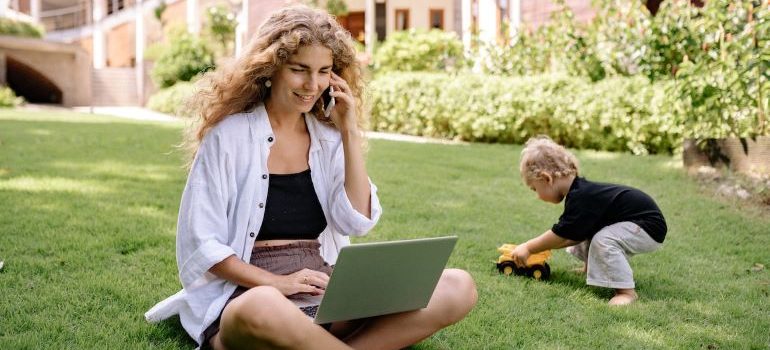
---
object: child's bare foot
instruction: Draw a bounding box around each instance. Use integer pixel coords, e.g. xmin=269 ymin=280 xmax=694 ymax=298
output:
xmin=608 ymin=289 xmax=638 ymax=306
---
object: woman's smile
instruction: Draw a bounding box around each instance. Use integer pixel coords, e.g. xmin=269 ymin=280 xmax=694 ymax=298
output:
xmin=293 ymin=91 xmax=317 ymax=103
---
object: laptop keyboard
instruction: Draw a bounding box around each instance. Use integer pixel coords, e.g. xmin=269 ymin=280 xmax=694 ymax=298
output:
xmin=300 ymin=305 xmax=319 ymax=318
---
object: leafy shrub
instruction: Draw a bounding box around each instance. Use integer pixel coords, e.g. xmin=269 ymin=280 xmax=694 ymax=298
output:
xmin=150 ymin=29 xmax=214 ymax=88
xmin=146 ymin=81 xmax=196 ymax=117
xmin=370 ymin=73 xmax=680 ymax=154
xmin=590 ymin=1 xmax=651 ymax=77
xmin=325 ymin=0 xmax=348 ymax=16
xmin=476 ymin=0 xmax=763 ymax=84
xmin=477 ymin=30 xmax=550 ymax=77
xmin=638 ymin=1 xmax=703 ymax=80
xmin=668 ymin=0 xmax=769 ymax=138
xmin=205 ymin=5 xmax=237 ymax=56
xmin=0 ymin=18 xmax=44 ymax=38
xmin=373 ymin=29 xmax=464 ymax=73
xmin=0 ymin=86 xmax=24 ymax=107
xmin=477 ymin=0 xmax=610 ymax=81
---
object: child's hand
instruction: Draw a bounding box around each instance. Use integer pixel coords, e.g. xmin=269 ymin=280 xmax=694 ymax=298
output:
xmin=512 ymin=244 xmax=531 ymax=268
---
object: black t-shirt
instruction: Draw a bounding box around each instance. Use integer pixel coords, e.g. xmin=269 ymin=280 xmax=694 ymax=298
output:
xmin=551 ymin=177 xmax=667 ymax=243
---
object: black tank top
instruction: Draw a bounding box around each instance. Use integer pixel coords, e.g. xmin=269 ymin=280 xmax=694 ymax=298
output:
xmin=255 ymin=169 xmax=328 ymax=240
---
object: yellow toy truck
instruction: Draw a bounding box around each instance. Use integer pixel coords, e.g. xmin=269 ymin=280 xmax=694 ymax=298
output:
xmin=496 ymin=244 xmax=552 ymax=280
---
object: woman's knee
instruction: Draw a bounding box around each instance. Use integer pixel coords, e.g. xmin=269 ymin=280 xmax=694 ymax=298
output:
xmin=433 ymin=269 xmax=477 ymax=324
xmin=221 ymin=286 xmax=306 ymax=346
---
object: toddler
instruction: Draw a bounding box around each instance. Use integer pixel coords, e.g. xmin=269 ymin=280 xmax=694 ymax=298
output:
xmin=512 ymin=136 xmax=667 ymax=305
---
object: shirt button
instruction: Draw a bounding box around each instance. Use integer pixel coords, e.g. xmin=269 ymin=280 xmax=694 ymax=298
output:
xmin=249 ymin=232 xmax=255 ymax=238
xmin=262 ymin=174 xmax=268 ymax=179
xmin=258 ymin=203 xmax=264 ymax=208
xmin=267 ymin=136 xmax=274 ymax=142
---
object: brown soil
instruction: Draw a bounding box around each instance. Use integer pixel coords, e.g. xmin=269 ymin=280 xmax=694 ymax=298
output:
xmin=689 ymin=166 xmax=770 ymax=210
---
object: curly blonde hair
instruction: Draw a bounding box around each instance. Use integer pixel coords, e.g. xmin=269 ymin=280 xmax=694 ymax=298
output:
xmin=519 ymin=136 xmax=580 ymax=183
xmin=184 ymin=5 xmax=364 ymax=159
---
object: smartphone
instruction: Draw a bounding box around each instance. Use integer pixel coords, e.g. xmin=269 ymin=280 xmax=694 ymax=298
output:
xmin=322 ymin=85 xmax=335 ymax=119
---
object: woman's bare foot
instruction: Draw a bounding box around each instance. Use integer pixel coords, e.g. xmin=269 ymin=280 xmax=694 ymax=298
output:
xmin=608 ymin=289 xmax=638 ymax=306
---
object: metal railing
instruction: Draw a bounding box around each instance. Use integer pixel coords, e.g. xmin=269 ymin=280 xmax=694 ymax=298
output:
xmin=38 ymin=0 xmax=137 ymax=32
xmin=39 ymin=0 xmax=90 ymax=31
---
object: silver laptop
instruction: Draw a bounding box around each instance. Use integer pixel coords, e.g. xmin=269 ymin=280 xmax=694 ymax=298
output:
xmin=289 ymin=236 xmax=458 ymax=324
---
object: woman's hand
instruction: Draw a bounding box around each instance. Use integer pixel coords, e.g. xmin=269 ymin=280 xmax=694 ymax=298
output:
xmin=511 ymin=244 xmax=531 ymax=268
xmin=327 ymin=71 xmax=357 ymax=132
xmin=265 ymin=268 xmax=330 ymax=296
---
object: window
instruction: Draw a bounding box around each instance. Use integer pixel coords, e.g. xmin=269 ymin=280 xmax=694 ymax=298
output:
xmin=429 ymin=9 xmax=444 ymax=30
xmin=107 ymin=0 xmax=132 ymax=15
xmin=395 ymin=9 xmax=409 ymax=31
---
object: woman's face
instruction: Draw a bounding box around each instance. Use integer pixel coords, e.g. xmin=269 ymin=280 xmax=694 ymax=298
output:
xmin=269 ymin=44 xmax=334 ymax=115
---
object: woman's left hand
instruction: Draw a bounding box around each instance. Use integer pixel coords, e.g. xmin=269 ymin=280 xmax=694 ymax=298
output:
xmin=328 ymin=71 xmax=357 ymax=132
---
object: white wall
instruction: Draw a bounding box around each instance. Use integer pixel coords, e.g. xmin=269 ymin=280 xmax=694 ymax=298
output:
xmin=459 ymin=0 xmax=520 ymax=45
xmin=344 ymin=0 xmax=365 ymax=11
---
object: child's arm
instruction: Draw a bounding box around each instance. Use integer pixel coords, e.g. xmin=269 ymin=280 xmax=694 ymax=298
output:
xmin=511 ymin=230 xmax=579 ymax=267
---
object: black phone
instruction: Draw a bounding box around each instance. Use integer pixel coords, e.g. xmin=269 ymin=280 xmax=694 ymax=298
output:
xmin=322 ymin=85 xmax=335 ymax=118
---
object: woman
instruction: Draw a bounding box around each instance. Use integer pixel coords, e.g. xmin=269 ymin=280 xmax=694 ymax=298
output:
xmin=145 ymin=5 xmax=477 ymax=350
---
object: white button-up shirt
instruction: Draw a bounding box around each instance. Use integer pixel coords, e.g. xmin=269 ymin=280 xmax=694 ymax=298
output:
xmin=144 ymin=104 xmax=382 ymax=347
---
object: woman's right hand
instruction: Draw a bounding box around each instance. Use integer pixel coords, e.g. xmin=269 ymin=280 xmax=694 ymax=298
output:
xmin=266 ymin=268 xmax=330 ymax=296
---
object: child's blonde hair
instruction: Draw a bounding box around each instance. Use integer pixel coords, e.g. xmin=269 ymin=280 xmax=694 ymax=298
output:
xmin=519 ymin=136 xmax=580 ymax=183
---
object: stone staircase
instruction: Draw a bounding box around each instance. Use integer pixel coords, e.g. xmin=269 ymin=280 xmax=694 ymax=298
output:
xmin=91 ymin=68 xmax=139 ymax=106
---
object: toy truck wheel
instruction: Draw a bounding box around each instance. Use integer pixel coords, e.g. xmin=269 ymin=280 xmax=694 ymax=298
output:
xmin=529 ymin=264 xmax=551 ymax=280
xmin=498 ymin=262 xmax=515 ymax=276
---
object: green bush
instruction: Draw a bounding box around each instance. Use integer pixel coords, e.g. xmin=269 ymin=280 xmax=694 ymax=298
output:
xmin=370 ymin=73 xmax=680 ymax=155
xmin=205 ymin=5 xmax=237 ymax=57
xmin=0 ymin=18 xmax=44 ymax=38
xmin=476 ymin=0 xmax=615 ymax=81
xmin=476 ymin=0 xmax=765 ymax=84
xmin=638 ymin=1 xmax=704 ymax=80
xmin=0 ymin=86 xmax=24 ymax=107
xmin=373 ymin=29 xmax=464 ymax=73
xmin=150 ymin=30 xmax=214 ymax=88
xmin=146 ymin=81 xmax=196 ymax=117
xmin=668 ymin=0 xmax=769 ymax=138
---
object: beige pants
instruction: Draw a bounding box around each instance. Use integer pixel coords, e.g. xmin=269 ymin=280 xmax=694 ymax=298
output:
xmin=566 ymin=221 xmax=661 ymax=289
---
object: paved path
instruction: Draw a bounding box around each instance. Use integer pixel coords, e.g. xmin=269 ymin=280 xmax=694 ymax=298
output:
xmin=23 ymin=104 xmax=465 ymax=145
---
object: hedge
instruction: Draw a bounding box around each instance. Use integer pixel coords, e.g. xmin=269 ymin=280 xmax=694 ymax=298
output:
xmin=0 ymin=86 xmax=23 ymax=108
xmin=151 ymin=30 xmax=214 ymax=88
xmin=369 ymin=73 xmax=682 ymax=155
xmin=146 ymin=82 xmax=195 ymax=117
xmin=0 ymin=18 xmax=44 ymax=38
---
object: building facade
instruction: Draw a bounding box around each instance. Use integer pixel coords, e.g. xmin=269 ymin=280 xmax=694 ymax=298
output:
xmin=1 ymin=0 xmax=597 ymax=106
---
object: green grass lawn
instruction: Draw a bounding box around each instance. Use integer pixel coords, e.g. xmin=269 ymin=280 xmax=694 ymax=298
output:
xmin=1 ymin=109 xmax=768 ymax=349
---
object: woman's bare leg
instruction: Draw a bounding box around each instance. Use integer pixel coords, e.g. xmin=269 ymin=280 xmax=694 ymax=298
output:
xmin=211 ymin=286 xmax=351 ymax=350
xmin=343 ymin=269 xmax=477 ymax=350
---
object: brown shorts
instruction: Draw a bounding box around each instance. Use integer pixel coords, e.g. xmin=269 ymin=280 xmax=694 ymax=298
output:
xmin=201 ymin=241 xmax=333 ymax=349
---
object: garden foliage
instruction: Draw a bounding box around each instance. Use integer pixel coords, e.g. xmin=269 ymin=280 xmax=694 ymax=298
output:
xmin=150 ymin=27 xmax=215 ymax=89
xmin=145 ymin=81 xmax=195 ymax=117
xmin=0 ymin=18 xmax=44 ymax=38
xmin=373 ymin=29 xmax=464 ymax=73
xmin=0 ymin=86 xmax=23 ymax=108
xmin=205 ymin=5 xmax=237 ymax=57
xmin=369 ymin=0 xmax=769 ymax=149
xmin=670 ymin=0 xmax=769 ymax=138
xmin=370 ymin=73 xmax=678 ymax=155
